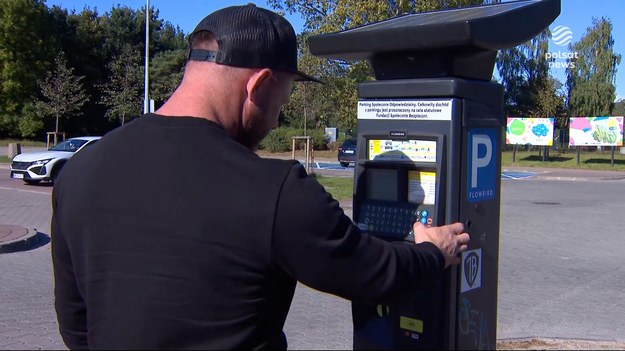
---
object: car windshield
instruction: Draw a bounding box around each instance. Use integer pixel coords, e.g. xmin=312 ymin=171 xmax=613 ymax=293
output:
xmin=48 ymin=139 xmax=89 ymax=152
xmin=342 ymin=139 xmax=357 ymax=147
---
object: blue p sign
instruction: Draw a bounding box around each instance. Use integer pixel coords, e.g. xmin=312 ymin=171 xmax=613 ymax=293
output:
xmin=467 ymin=129 xmax=497 ymax=202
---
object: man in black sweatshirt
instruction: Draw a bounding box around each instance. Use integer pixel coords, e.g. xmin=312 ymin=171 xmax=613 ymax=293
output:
xmin=51 ymin=4 xmax=470 ymax=350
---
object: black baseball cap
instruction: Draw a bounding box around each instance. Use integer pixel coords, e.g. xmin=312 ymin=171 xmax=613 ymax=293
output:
xmin=188 ymin=3 xmax=322 ymax=83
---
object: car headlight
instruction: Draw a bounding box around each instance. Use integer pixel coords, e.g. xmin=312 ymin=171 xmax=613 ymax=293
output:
xmin=32 ymin=158 xmax=53 ymax=166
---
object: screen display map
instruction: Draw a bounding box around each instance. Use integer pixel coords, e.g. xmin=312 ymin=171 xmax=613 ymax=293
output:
xmin=369 ymin=139 xmax=437 ymax=162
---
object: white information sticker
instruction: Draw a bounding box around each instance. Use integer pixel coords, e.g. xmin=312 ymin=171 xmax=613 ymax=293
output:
xmin=358 ymin=99 xmax=453 ymax=120
xmin=407 ymin=171 xmax=436 ymax=205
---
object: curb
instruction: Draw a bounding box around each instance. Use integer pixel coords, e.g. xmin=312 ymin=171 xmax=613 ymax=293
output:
xmin=527 ymin=174 xmax=625 ymax=182
xmin=537 ymin=176 xmax=602 ymax=182
xmin=0 ymin=226 xmax=41 ymax=254
xmin=497 ymin=337 xmax=625 ymax=350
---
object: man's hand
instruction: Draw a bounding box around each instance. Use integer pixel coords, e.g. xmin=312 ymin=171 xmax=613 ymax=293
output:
xmin=413 ymin=222 xmax=470 ymax=268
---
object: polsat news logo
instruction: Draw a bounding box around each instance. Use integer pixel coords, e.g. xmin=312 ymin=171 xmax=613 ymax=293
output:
xmin=547 ymin=25 xmax=578 ymax=69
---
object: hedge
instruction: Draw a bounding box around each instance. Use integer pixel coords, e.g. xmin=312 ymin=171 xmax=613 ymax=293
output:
xmin=260 ymin=127 xmax=330 ymax=152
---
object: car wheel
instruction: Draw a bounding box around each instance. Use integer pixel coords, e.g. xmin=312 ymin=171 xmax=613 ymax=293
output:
xmin=23 ymin=179 xmax=41 ymax=185
xmin=51 ymin=164 xmax=64 ymax=184
xmin=340 ymin=162 xmax=349 ymax=167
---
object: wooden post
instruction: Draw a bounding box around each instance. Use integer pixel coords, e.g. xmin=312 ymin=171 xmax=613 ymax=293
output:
xmin=304 ymin=137 xmax=311 ymax=174
xmin=7 ymin=143 xmax=21 ymax=159
xmin=47 ymin=132 xmax=66 ymax=148
xmin=310 ymin=140 xmax=315 ymax=175
xmin=576 ymin=146 xmax=581 ymax=165
xmin=307 ymin=138 xmax=311 ymax=174
xmin=611 ymin=146 xmax=615 ymax=167
xmin=292 ymin=136 xmax=314 ymax=174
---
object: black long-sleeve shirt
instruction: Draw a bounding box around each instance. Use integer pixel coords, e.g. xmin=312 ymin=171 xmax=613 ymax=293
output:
xmin=51 ymin=114 xmax=444 ymax=350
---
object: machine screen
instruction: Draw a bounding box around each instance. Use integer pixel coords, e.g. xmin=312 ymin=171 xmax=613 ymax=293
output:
xmin=366 ymin=168 xmax=398 ymax=202
xmin=368 ymin=139 xmax=437 ymax=162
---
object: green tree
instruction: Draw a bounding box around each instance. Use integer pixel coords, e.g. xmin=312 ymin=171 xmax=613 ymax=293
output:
xmin=269 ymin=0 xmax=493 ymax=33
xmin=269 ymin=0 xmax=498 ymax=135
xmin=36 ymin=51 xmax=89 ymax=137
xmin=566 ymin=17 xmax=621 ymax=116
xmin=496 ymin=29 xmax=551 ymax=116
xmin=49 ymin=6 xmax=113 ymax=136
xmin=99 ymin=48 xmax=144 ymax=125
xmin=18 ymin=102 xmax=44 ymax=138
xmin=149 ymin=49 xmax=186 ymax=108
xmin=45 ymin=4 xmax=186 ymax=135
xmin=0 ymin=0 xmax=57 ymax=137
xmin=533 ymin=76 xmax=567 ymax=132
xmin=613 ymin=99 xmax=625 ymax=115
xmin=280 ymin=33 xmax=359 ymax=134
xmin=101 ymin=5 xmax=145 ymax=57
xmin=533 ymin=76 xmax=564 ymax=117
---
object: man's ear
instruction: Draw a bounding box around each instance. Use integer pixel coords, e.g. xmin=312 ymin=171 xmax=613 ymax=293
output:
xmin=246 ymin=68 xmax=273 ymax=103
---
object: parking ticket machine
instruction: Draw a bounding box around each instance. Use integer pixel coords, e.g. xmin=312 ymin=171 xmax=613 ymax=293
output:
xmin=308 ymin=0 xmax=560 ymax=349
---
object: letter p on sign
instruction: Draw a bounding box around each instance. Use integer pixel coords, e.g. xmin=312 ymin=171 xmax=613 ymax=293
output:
xmin=467 ymin=129 xmax=497 ymax=202
xmin=471 ymin=134 xmax=492 ymax=188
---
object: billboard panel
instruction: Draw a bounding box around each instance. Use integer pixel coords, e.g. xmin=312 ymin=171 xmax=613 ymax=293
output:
xmin=506 ymin=117 xmax=554 ymax=146
xmin=569 ymin=117 xmax=624 ymax=146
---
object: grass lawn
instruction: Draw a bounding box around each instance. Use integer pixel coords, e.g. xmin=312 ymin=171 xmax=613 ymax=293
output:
xmin=0 ymin=139 xmax=46 ymax=148
xmin=315 ymin=175 xmax=353 ymax=201
xmin=503 ymin=148 xmax=625 ymax=171
xmin=0 ymin=139 xmax=46 ymax=164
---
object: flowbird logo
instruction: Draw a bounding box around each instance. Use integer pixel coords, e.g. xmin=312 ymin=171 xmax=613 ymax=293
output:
xmin=551 ymin=25 xmax=573 ymax=46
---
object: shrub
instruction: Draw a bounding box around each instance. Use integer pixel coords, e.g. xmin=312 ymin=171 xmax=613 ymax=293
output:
xmin=260 ymin=127 xmax=330 ymax=152
xmin=260 ymin=128 xmax=291 ymax=152
xmin=327 ymin=141 xmax=341 ymax=151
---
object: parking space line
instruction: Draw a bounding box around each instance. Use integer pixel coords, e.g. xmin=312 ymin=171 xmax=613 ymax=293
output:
xmin=0 ymin=187 xmax=51 ymax=195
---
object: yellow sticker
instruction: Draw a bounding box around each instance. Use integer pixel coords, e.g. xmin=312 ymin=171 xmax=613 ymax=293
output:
xmin=399 ymin=316 xmax=423 ymax=333
xmin=371 ymin=140 xmax=381 ymax=156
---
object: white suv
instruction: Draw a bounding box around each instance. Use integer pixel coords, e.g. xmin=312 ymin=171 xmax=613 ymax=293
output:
xmin=10 ymin=136 xmax=100 ymax=185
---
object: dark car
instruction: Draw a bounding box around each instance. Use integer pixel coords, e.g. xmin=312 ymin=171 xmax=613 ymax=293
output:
xmin=337 ymin=138 xmax=357 ymax=167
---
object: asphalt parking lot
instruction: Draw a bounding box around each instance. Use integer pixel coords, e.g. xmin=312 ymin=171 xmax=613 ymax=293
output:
xmin=1 ymin=162 xmax=625 ymax=350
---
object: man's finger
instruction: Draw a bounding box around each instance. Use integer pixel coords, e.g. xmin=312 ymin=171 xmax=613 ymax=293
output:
xmin=457 ymin=233 xmax=471 ymax=244
xmin=457 ymin=244 xmax=468 ymax=253
xmin=447 ymin=222 xmax=465 ymax=233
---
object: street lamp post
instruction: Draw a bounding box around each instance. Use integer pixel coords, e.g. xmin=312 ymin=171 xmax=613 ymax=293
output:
xmin=143 ymin=0 xmax=150 ymax=114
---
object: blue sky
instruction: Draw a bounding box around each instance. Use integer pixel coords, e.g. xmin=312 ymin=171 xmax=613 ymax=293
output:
xmin=45 ymin=0 xmax=625 ymax=102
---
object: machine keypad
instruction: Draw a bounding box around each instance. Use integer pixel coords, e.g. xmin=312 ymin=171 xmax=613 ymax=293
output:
xmin=358 ymin=203 xmax=433 ymax=239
